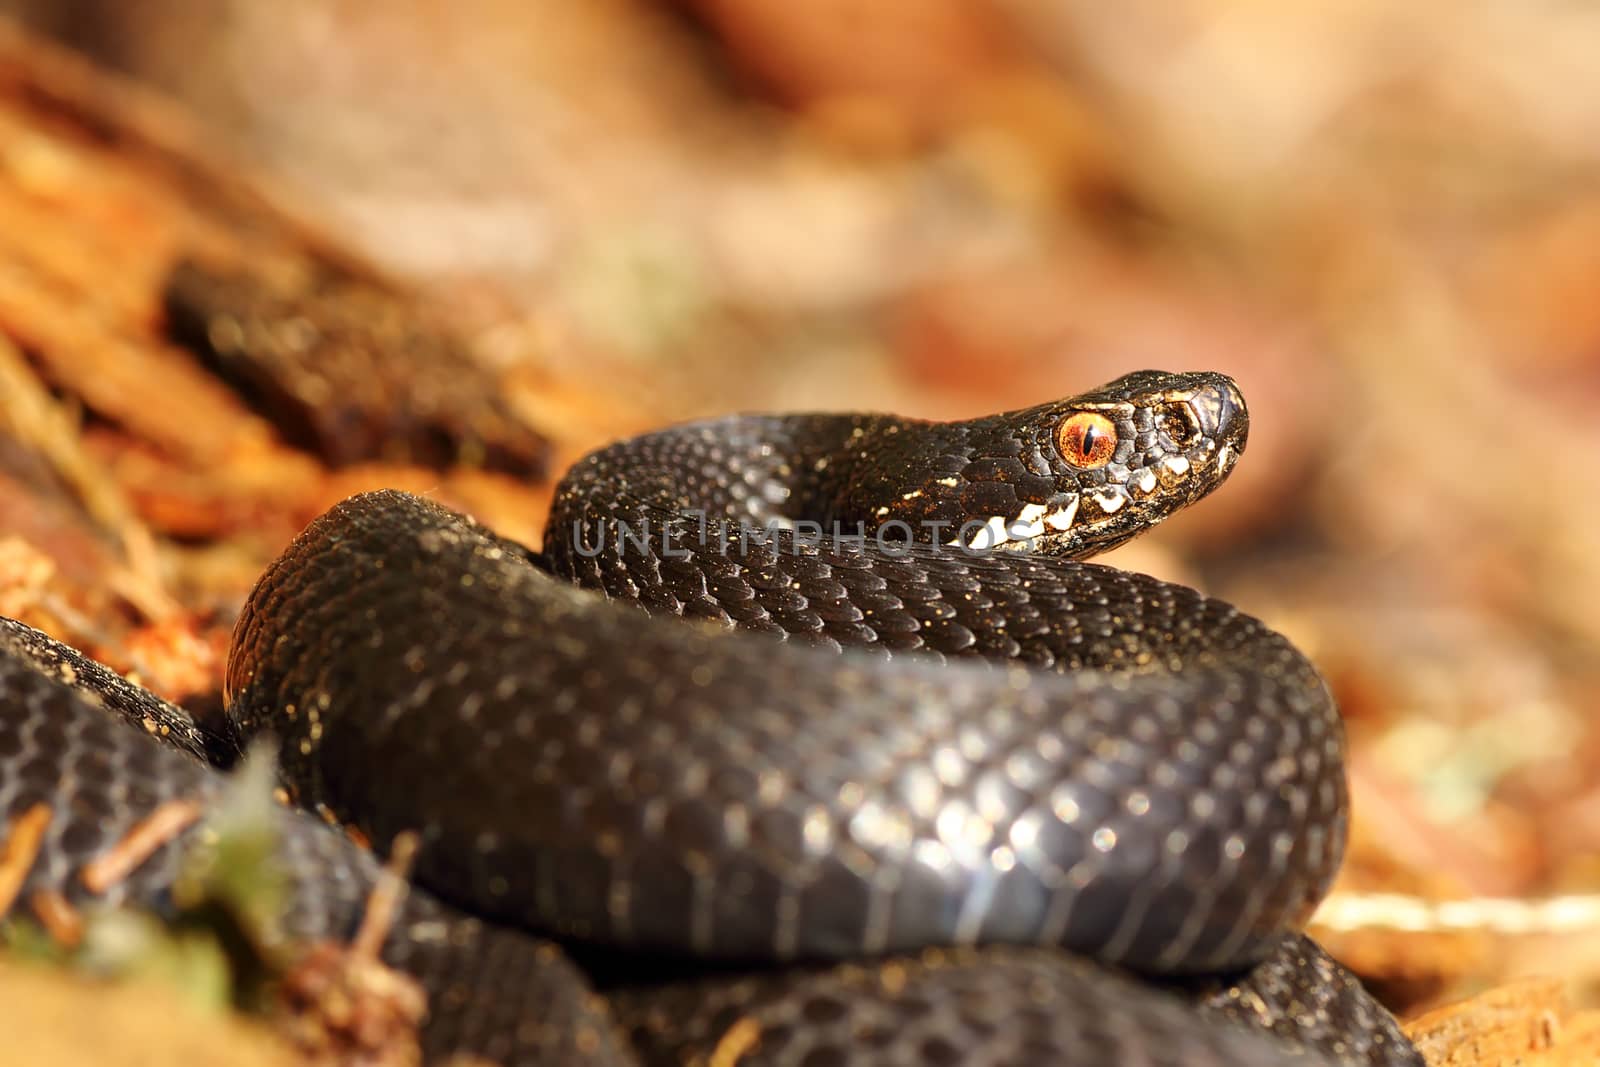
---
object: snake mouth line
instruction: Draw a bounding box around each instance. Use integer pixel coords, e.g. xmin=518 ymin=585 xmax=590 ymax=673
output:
xmin=566 ymin=513 xmax=1100 ymax=560
xmin=946 ymin=453 xmax=1201 ymax=553
xmin=946 ymin=498 xmax=1082 ymax=551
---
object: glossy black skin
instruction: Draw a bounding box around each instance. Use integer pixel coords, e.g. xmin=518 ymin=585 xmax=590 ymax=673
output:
xmin=0 ymin=370 xmax=1420 ymax=1065
xmin=0 ymin=605 xmax=1417 ymax=1066
xmin=223 ymin=490 xmax=1390 ymax=1065
xmin=234 ymin=490 xmax=1345 ymax=971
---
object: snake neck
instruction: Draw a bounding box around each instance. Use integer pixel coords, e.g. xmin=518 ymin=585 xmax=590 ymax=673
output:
xmin=545 ymin=376 xmax=1248 ymax=568
xmin=543 ymin=413 xmax=914 ymax=544
xmin=543 ymin=411 xmax=1079 ymax=555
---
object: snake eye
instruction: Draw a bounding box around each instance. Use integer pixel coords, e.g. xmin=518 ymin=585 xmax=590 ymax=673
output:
xmin=1056 ymin=412 xmax=1118 ymax=469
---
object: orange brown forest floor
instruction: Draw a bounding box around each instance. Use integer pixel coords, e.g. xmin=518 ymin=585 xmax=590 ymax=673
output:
xmin=0 ymin=9 xmax=1599 ymax=1065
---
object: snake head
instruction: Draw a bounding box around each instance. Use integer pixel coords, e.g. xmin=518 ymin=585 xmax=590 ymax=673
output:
xmin=844 ymin=369 xmax=1248 ymax=559
xmin=1011 ymin=369 xmax=1249 ymax=557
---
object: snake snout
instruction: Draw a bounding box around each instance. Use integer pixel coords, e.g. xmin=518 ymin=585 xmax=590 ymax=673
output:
xmin=1186 ymin=375 xmax=1248 ymax=444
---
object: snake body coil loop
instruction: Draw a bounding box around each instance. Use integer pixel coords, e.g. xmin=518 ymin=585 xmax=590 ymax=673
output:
xmin=0 ymin=370 xmax=1422 ymax=1065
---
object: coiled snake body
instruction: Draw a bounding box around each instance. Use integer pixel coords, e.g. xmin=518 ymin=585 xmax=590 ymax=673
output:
xmin=0 ymin=370 xmax=1421 ymax=1065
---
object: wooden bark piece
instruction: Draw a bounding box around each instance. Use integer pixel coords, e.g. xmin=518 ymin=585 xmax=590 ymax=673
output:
xmin=164 ymin=258 xmax=550 ymax=477
xmin=1405 ymin=979 xmax=1600 ymax=1067
xmin=0 ymin=15 xmax=551 ymax=677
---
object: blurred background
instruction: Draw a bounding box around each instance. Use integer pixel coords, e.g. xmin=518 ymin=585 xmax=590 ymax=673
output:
xmin=0 ymin=0 xmax=1597 ymax=1040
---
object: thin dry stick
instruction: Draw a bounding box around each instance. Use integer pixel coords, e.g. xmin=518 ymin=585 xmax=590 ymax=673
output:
xmin=0 ymin=803 xmax=53 ymax=917
xmin=1315 ymin=891 xmax=1600 ymax=936
xmin=79 ymin=797 xmax=203 ymax=894
xmin=350 ymin=831 xmax=420 ymax=964
xmin=707 ymin=1017 xmax=763 ymax=1067
xmin=28 ymin=889 xmax=84 ymax=947
xmin=0 ymin=334 xmax=175 ymax=621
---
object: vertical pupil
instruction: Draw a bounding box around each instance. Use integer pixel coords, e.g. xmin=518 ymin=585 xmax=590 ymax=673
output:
xmin=1059 ymin=415 xmax=1115 ymax=465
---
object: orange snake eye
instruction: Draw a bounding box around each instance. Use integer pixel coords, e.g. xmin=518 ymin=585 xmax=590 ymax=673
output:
xmin=1056 ymin=412 xmax=1118 ymax=469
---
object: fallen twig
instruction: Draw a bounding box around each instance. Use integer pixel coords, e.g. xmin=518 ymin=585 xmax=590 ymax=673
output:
xmin=0 ymin=803 xmax=53 ymax=917
xmin=352 ymin=831 xmax=419 ymax=964
xmin=80 ymin=798 xmax=203 ymax=894
xmin=28 ymin=889 xmax=83 ymax=947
